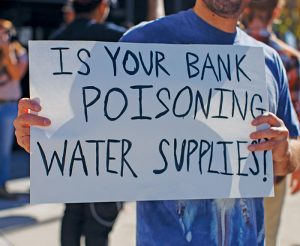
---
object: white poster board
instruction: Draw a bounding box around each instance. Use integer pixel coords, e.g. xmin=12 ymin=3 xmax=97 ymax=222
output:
xmin=29 ymin=41 xmax=273 ymax=204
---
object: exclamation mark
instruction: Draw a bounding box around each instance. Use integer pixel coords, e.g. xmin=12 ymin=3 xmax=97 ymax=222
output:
xmin=263 ymin=149 xmax=268 ymax=182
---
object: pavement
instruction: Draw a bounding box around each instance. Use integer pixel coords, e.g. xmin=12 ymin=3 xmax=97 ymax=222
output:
xmin=0 ymin=150 xmax=299 ymax=246
xmin=0 ymin=177 xmax=136 ymax=246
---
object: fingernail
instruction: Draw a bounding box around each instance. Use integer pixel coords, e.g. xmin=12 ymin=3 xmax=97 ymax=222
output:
xmin=44 ymin=119 xmax=51 ymax=125
xmin=34 ymin=105 xmax=41 ymax=111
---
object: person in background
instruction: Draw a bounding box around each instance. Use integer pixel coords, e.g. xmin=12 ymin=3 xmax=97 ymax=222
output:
xmin=118 ymin=0 xmax=165 ymax=28
xmin=63 ymin=0 xmax=75 ymax=25
xmin=50 ymin=0 xmax=165 ymax=245
xmin=0 ymin=19 xmax=28 ymax=199
xmin=242 ymin=1 xmax=300 ymax=245
xmin=147 ymin=0 xmax=165 ymax=21
xmin=290 ymin=165 xmax=300 ymax=194
xmin=50 ymin=0 xmax=125 ymax=42
xmin=50 ymin=0 xmax=75 ymax=39
xmin=51 ymin=1 xmax=125 ymax=245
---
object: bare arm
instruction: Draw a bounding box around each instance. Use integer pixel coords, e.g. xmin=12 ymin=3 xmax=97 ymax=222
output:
xmin=1 ymin=42 xmax=28 ymax=81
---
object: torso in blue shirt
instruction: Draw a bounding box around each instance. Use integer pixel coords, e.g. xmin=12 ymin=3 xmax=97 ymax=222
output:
xmin=120 ymin=9 xmax=300 ymax=246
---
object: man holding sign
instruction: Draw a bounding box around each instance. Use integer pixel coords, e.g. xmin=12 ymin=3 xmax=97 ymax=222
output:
xmin=14 ymin=0 xmax=300 ymax=245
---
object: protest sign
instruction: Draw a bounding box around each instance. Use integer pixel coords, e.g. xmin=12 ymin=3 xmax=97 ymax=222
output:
xmin=29 ymin=41 xmax=273 ymax=203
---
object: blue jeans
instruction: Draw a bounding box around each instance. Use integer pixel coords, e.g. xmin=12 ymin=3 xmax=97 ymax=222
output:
xmin=0 ymin=102 xmax=18 ymax=187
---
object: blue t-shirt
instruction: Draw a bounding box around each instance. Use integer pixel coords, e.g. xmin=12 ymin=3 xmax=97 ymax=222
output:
xmin=120 ymin=9 xmax=300 ymax=246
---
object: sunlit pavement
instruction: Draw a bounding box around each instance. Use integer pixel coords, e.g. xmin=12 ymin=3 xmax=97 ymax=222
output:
xmin=0 ymin=151 xmax=299 ymax=246
xmin=0 ymin=178 xmax=135 ymax=246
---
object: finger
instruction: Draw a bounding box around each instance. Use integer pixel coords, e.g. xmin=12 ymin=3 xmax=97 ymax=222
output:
xmin=15 ymin=126 xmax=30 ymax=148
xmin=248 ymin=139 xmax=281 ymax=152
xmin=18 ymin=98 xmax=41 ymax=116
xmin=16 ymin=134 xmax=30 ymax=153
xmin=252 ymin=112 xmax=282 ymax=127
xmin=20 ymin=135 xmax=30 ymax=153
xmin=15 ymin=126 xmax=30 ymax=138
xmin=250 ymin=127 xmax=288 ymax=141
xmin=14 ymin=114 xmax=51 ymax=128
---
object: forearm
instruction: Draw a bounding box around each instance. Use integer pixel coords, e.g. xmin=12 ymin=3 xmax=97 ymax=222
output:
xmin=4 ymin=58 xmax=22 ymax=81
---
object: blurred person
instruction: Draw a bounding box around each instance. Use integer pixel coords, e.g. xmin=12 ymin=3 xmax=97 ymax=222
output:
xmin=291 ymin=166 xmax=300 ymax=194
xmin=51 ymin=0 xmax=167 ymax=244
xmin=0 ymin=19 xmax=28 ymax=199
xmin=242 ymin=1 xmax=300 ymax=245
xmin=147 ymin=0 xmax=165 ymax=21
xmin=284 ymin=31 xmax=298 ymax=49
xmin=14 ymin=0 xmax=300 ymax=245
xmin=117 ymin=0 xmax=165 ymax=27
xmin=50 ymin=0 xmax=125 ymax=41
xmin=50 ymin=1 xmax=125 ymax=245
xmin=50 ymin=0 xmax=75 ymax=39
xmin=52 ymin=0 xmax=166 ymax=245
xmin=63 ymin=0 xmax=75 ymax=24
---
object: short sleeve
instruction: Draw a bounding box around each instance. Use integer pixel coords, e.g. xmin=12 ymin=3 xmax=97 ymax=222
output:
xmin=119 ymin=22 xmax=152 ymax=43
xmin=15 ymin=42 xmax=28 ymax=63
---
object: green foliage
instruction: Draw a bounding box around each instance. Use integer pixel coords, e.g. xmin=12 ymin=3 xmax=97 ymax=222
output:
xmin=274 ymin=0 xmax=300 ymax=40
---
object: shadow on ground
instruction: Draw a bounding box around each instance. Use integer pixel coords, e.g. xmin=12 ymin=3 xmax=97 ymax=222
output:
xmin=0 ymin=193 xmax=29 ymax=211
xmin=0 ymin=215 xmax=37 ymax=231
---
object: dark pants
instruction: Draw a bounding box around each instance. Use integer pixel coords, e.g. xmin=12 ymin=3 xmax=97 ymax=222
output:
xmin=61 ymin=202 xmax=122 ymax=246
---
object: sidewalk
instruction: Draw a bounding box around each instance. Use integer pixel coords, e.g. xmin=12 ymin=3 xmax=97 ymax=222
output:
xmin=0 ymin=150 xmax=299 ymax=246
xmin=0 ymin=178 xmax=135 ymax=246
xmin=0 ymin=149 xmax=136 ymax=246
xmin=1 ymin=182 xmax=300 ymax=246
